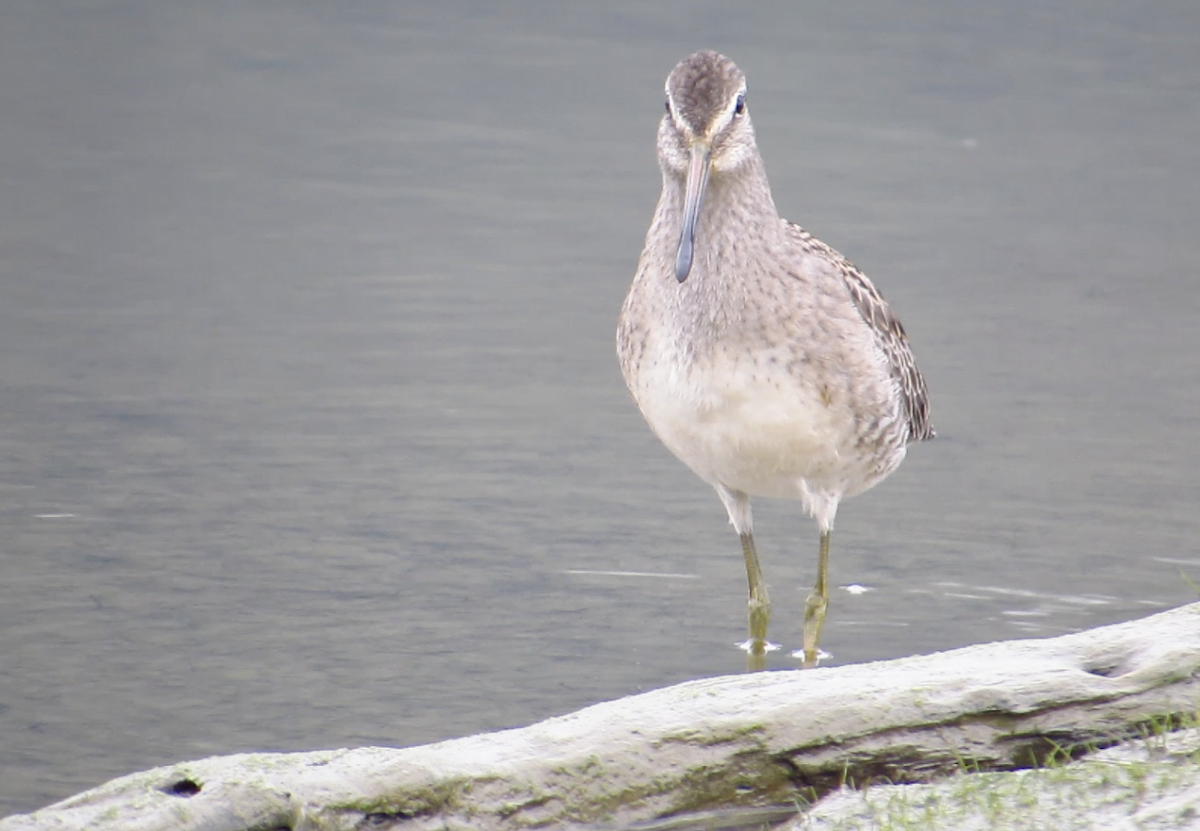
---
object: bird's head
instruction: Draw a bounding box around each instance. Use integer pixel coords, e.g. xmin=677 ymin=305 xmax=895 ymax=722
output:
xmin=659 ymin=51 xmax=757 ymax=282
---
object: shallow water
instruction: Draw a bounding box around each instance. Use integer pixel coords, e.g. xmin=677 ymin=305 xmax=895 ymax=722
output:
xmin=2 ymin=0 xmax=1199 ymax=815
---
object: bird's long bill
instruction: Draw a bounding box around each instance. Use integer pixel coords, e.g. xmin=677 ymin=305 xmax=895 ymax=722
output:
xmin=674 ymin=141 xmax=712 ymax=283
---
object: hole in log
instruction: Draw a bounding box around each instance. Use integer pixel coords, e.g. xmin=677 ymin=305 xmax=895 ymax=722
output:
xmin=162 ymin=778 xmax=201 ymax=797
xmin=779 ymin=748 xmax=946 ymax=802
xmin=1080 ymin=653 xmax=1132 ymax=677
xmin=1008 ymin=735 xmax=1104 ymax=769
xmin=360 ymin=811 xmax=423 ymax=828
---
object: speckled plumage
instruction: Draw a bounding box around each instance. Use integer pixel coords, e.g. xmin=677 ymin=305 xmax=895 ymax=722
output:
xmin=616 ymin=51 xmax=933 ymax=666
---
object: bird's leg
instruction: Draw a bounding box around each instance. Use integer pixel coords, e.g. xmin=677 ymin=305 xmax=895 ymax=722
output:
xmin=740 ymin=531 xmax=770 ymax=669
xmin=714 ymin=485 xmax=772 ymax=669
xmin=801 ymin=529 xmax=831 ymax=668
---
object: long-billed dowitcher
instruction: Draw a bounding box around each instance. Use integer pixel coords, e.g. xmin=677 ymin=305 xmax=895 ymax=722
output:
xmin=617 ymin=51 xmax=934 ymax=667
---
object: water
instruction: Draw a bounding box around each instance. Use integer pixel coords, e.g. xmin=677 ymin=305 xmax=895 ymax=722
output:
xmin=2 ymin=0 xmax=1199 ymax=816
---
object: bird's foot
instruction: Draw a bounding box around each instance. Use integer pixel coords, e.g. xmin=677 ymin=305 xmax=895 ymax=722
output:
xmin=790 ymin=645 xmax=831 ymax=667
xmin=736 ymin=637 xmax=781 ymax=654
xmin=738 ymin=636 xmax=780 ymax=672
xmin=800 ymin=589 xmax=829 ymax=668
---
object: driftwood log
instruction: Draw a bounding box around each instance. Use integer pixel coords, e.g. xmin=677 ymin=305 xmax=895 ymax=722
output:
xmin=4 ymin=602 xmax=1199 ymax=831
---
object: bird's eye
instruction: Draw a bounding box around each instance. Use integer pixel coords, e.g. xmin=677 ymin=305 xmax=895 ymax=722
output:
xmin=664 ymin=99 xmax=671 ymax=115
xmin=734 ymin=92 xmax=746 ymax=116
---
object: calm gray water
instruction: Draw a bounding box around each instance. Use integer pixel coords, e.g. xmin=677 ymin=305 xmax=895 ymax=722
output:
xmin=3 ymin=0 xmax=1200 ymax=816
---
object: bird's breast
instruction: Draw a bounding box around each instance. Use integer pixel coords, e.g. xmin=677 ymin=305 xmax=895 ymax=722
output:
xmin=630 ymin=341 xmax=853 ymax=499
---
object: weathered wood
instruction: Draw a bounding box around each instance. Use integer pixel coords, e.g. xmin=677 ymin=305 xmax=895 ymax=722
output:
xmin=4 ymin=603 xmax=1199 ymax=831
xmin=793 ymin=727 xmax=1200 ymax=831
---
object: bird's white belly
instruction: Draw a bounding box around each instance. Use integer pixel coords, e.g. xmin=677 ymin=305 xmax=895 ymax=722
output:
xmin=635 ymin=355 xmax=848 ymax=500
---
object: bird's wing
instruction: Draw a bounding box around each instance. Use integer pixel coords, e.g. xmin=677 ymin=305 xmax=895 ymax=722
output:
xmin=786 ymin=222 xmax=935 ymax=442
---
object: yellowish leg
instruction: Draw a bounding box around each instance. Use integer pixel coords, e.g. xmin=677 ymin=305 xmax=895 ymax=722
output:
xmin=801 ymin=529 xmax=830 ymax=668
xmin=740 ymin=532 xmax=770 ymax=671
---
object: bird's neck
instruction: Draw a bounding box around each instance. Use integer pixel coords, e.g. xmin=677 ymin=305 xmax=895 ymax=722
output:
xmin=649 ymin=159 xmax=784 ymax=339
xmin=663 ymin=160 xmax=780 ymax=269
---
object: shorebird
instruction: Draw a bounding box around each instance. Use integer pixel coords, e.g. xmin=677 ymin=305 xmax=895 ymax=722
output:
xmin=617 ymin=51 xmax=933 ymax=667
